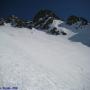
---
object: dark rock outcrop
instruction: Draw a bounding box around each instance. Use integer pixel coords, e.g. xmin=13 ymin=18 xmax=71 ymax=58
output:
xmin=67 ymin=15 xmax=88 ymax=26
xmin=0 ymin=18 xmax=4 ymax=25
xmin=33 ymin=9 xmax=60 ymax=29
xmin=47 ymin=27 xmax=60 ymax=35
xmin=4 ymin=15 xmax=32 ymax=29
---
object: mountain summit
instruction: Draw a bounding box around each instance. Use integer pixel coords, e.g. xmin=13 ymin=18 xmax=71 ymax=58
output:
xmin=0 ymin=9 xmax=89 ymax=36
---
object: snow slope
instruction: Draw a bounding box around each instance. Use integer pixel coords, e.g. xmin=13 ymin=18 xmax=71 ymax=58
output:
xmin=0 ymin=24 xmax=90 ymax=90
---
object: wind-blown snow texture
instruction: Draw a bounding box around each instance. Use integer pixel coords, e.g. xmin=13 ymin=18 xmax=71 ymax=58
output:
xmin=0 ymin=22 xmax=90 ymax=90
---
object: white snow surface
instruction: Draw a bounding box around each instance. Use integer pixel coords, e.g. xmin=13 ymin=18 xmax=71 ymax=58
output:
xmin=0 ymin=23 xmax=90 ymax=90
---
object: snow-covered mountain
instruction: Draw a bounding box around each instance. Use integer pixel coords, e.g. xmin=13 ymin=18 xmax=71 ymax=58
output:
xmin=0 ymin=10 xmax=90 ymax=90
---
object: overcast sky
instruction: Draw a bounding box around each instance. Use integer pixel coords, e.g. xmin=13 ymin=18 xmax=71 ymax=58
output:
xmin=0 ymin=0 xmax=90 ymax=20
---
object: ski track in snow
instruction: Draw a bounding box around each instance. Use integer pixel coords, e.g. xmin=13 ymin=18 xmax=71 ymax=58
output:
xmin=0 ymin=25 xmax=90 ymax=90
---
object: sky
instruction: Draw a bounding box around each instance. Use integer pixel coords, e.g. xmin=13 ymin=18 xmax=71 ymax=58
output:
xmin=0 ymin=0 xmax=90 ymax=21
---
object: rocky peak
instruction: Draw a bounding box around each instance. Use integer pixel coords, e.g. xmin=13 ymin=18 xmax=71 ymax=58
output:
xmin=32 ymin=9 xmax=60 ymax=29
xmin=66 ymin=15 xmax=88 ymax=26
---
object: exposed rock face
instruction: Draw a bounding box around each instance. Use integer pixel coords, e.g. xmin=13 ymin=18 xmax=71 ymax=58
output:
xmin=4 ymin=15 xmax=18 ymax=23
xmin=66 ymin=15 xmax=88 ymax=26
xmin=0 ymin=18 xmax=4 ymax=25
xmin=4 ymin=15 xmax=32 ymax=29
xmin=33 ymin=9 xmax=60 ymax=29
xmin=47 ymin=27 xmax=60 ymax=35
xmin=32 ymin=9 xmax=66 ymax=35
